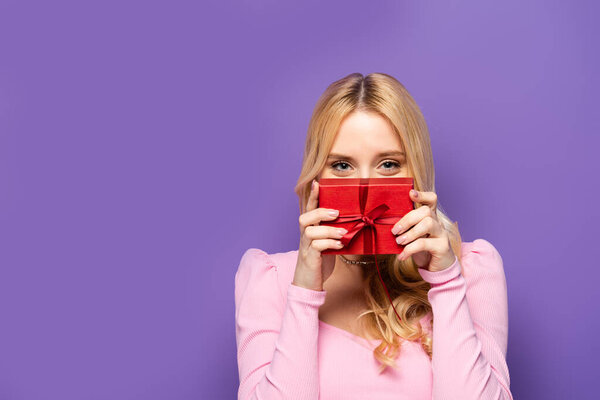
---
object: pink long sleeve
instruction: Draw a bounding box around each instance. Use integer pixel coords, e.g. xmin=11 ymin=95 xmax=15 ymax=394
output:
xmin=417 ymin=238 xmax=513 ymax=400
xmin=234 ymin=248 xmax=326 ymax=400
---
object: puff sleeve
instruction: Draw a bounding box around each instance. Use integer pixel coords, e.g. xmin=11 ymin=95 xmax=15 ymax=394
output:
xmin=417 ymin=239 xmax=513 ymax=400
xmin=234 ymin=248 xmax=327 ymax=400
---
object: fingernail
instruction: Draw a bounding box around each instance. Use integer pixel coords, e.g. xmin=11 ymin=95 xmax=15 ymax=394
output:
xmin=328 ymin=209 xmax=339 ymax=217
xmin=411 ymin=189 xmax=418 ymax=197
xmin=392 ymin=224 xmax=402 ymax=235
xmin=312 ymin=180 xmax=316 ymax=190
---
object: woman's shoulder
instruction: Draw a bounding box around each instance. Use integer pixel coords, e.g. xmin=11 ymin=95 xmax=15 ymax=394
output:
xmin=236 ymin=247 xmax=298 ymax=275
xmin=458 ymin=238 xmax=506 ymax=284
xmin=460 ymin=237 xmax=501 ymax=256
xmin=235 ymin=247 xmax=299 ymax=302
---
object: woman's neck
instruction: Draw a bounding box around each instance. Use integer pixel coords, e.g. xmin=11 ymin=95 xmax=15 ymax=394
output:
xmin=333 ymin=255 xmax=374 ymax=282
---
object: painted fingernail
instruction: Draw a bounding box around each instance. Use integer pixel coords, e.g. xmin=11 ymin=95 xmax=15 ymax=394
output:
xmin=397 ymin=235 xmax=407 ymax=244
xmin=328 ymin=209 xmax=339 ymax=217
xmin=411 ymin=189 xmax=418 ymax=197
xmin=337 ymin=228 xmax=348 ymax=236
xmin=392 ymin=224 xmax=402 ymax=235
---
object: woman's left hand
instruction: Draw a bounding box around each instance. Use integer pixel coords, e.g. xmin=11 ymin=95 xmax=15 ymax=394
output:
xmin=391 ymin=189 xmax=456 ymax=272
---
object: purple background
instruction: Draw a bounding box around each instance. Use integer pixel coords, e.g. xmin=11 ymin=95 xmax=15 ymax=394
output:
xmin=0 ymin=0 xmax=597 ymax=399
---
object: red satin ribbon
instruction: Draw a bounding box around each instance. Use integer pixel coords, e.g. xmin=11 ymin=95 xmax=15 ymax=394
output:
xmin=328 ymin=181 xmax=404 ymax=323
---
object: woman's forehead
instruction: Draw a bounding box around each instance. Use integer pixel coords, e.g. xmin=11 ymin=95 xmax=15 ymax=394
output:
xmin=331 ymin=118 xmax=403 ymax=155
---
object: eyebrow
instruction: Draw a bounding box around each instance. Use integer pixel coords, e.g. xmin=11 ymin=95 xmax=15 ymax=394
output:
xmin=327 ymin=151 xmax=405 ymax=162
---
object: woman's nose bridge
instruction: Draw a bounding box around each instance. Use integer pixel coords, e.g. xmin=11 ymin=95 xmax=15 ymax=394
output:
xmin=359 ymin=169 xmax=377 ymax=179
xmin=356 ymin=161 xmax=382 ymax=179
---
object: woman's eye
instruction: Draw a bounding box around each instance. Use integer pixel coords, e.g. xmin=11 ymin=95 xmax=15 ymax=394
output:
xmin=331 ymin=161 xmax=351 ymax=171
xmin=381 ymin=161 xmax=401 ymax=170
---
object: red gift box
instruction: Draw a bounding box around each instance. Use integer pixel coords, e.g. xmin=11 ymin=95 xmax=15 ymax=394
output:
xmin=319 ymin=177 xmax=414 ymax=255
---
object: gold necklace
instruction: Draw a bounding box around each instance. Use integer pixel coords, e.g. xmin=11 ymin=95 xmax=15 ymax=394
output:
xmin=339 ymin=254 xmax=376 ymax=265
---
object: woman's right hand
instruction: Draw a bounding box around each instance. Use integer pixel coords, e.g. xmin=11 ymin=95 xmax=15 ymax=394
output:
xmin=292 ymin=179 xmax=348 ymax=291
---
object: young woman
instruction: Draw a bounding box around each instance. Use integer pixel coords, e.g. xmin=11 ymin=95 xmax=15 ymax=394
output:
xmin=234 ymin=73 xmax=513 ymax=399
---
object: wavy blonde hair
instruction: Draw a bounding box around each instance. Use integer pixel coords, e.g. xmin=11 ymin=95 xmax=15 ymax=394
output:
xmin=294 ymin=72 xmax=464 ymax=373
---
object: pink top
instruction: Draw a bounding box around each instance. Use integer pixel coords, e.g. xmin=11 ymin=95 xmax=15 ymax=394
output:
xmin=234 ymin=238 xmax=513 ymax=400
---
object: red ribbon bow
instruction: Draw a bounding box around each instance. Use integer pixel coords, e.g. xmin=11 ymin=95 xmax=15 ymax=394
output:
xmin=328 ymin=182 xmax=404 ymax=323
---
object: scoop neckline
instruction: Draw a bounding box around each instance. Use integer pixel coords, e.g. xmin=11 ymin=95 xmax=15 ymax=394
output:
xmin=318 ymin=313 xmax=432 ymax=352
xmin=318 ymin=319 xmax=379 ymax=350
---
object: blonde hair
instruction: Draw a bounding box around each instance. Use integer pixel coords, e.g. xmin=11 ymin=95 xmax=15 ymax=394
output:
xmin=294 ymin=72 xmax=464 ymax=373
